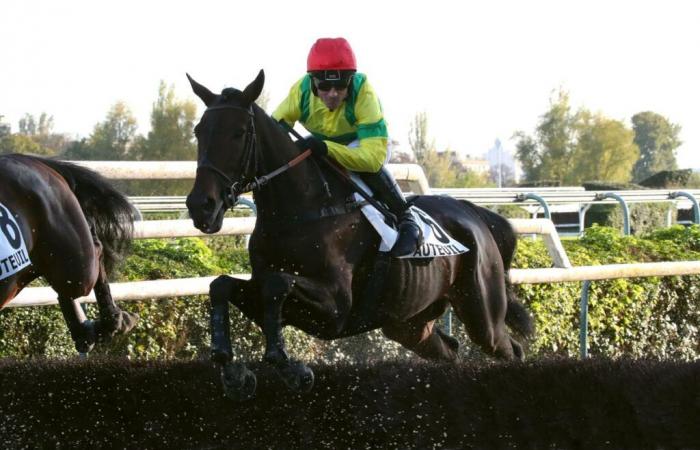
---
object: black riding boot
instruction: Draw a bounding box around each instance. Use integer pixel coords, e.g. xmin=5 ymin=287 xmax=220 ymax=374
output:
xmin=361 ymin=167 xmax=423 ymax=257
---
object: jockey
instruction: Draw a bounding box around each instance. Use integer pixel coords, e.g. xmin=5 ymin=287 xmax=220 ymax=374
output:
xmin=272 ymin=37 xmax=423 ymax=257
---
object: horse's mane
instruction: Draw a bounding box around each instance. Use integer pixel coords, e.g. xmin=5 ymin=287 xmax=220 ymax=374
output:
xmin=12 ymin=154 xmax=134 ymax=275
xmin=245 ymin=98 xmax=356 ymax=209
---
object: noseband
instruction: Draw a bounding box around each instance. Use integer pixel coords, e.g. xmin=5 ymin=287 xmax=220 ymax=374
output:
xmin=196 ymin=103 xmax=312 ymax=210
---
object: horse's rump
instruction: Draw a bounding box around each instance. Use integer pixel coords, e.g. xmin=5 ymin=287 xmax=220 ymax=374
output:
xmin=5 ymin=154 xmax=135 ymax=275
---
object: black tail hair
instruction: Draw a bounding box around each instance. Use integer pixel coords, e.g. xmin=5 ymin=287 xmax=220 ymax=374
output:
xmin=20 ymin=155 xmax=135 ymax=276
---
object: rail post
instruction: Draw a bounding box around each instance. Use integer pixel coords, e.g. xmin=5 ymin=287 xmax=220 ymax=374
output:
xmin=670 ymin=191 xmax=700 ymax=224
xmin=595 ymin=192 xmax=630 ymax=235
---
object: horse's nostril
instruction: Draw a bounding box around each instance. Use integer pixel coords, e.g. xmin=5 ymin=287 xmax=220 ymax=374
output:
xmin=204 ymin=196 xmax=216 ymax=212
xmin=186 ymin=193 xmax=216 ymax=213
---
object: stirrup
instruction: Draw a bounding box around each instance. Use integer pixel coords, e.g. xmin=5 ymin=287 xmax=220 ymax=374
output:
xmin=390 ymin=220 xmax=423 ymax=257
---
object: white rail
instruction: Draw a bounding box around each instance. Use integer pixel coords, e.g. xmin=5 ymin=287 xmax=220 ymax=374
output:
xmin=6 ymin=162 xmax=700 ymax=308
xmin=510 ymin=261 xmax=700 ymax=284
xmin=72 ymin=161 xmax=432 ymax=196
xmin=14 ymin=216 xmax=699 ymax=307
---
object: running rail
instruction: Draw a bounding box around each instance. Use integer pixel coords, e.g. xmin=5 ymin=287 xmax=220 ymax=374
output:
xmin=11 ymin=218 xmax=700 ymax=307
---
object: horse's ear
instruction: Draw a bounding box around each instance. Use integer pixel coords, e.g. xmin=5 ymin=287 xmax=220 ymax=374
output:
xmin=186 ymin=73 xmax=216 ymax=106
xmin=242 ymin=69 xmax=265 ymax=106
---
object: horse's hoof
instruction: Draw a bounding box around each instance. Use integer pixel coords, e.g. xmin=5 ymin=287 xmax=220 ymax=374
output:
xmin=211 ymin=348 xmax=232 ymax=365
xmin=119 ymin=310 xmax=139 ymax=333
xmin=221 ymin=362 xmax=256 ymax=402
xmin=277 ymin=361 xmax=315 ymax=394
xmin=74 ymin=320 xmax=96 ymax=354
xmin=95 ymin=310 xmax=138 ymax=342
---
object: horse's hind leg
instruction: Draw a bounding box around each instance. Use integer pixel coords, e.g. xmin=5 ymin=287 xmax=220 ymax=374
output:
xmin=57 ymin=295 xmax=96 ymax=354
xmin=451 ymin=255 xmax=521 ymax=361
xmin=91 ymin=235 xmax=138 ymax=342
xmin=383 ymin=318 xmax=459 ymax=362
xmin=92 ymin=264 xmax=138 ymax=342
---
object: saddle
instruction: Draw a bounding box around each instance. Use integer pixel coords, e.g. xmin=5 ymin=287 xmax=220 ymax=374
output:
xmin=349 ymin=174 xmax=468 ymax=259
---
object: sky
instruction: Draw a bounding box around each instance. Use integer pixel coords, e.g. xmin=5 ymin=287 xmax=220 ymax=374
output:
xmin=2 ymin=0 xmax=699 ymax=168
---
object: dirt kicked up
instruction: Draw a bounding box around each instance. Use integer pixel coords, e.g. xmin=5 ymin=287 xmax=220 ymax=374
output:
xmin=0 ymin=357 xmax=698 ymax=449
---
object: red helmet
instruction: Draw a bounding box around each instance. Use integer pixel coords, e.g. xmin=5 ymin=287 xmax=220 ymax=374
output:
xmin=307 ymin=37 xmax=357 ymax=73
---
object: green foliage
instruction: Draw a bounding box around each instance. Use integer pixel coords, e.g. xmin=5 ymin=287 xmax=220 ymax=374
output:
xmin=631 ymin=111 xmax=682 ymax=182
xmin=515 ymin=90 xmax=643 ymax=185
xmin=0 ymin=133 xmax=46 ymax=155
xmin=514 ymin=225 xmax=700 ymax=360
xmin=570 ymin=112 xmax=638 ymax=184
xmin=582 ymin=181 xmax=645 ymax=190
xmin=0 ymin=112 xmax=70 ymax=156
xmin=515 ymin=89 xmax=577 ymax=183
xmin=584 ymin=202 xmax=671 ymax=236
xmin=1 ymin=227 xmax=698 ymax=362
xmin=638 ymin=169 xmax=692 ymax=188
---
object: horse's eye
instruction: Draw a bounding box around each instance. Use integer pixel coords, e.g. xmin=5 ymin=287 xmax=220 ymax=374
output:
xmin=232 ymin=129 xmax=245 ymax=139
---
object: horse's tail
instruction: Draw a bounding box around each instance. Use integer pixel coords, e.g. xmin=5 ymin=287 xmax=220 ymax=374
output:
xmin=31 ymin=155 xmax=135 ymax=276
xmin=458 ymin=200 xmax=535 ymax=339
xmin=505 ymin=284 xmax=535 ymax=339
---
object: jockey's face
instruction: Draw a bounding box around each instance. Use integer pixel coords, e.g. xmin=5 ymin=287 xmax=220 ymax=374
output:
xmin=314 ymin=78 xmax=349 ymax=111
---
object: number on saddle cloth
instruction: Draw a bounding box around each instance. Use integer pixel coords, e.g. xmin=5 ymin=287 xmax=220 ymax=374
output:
xmin=0 ymin=202 xmax=31 ymax=281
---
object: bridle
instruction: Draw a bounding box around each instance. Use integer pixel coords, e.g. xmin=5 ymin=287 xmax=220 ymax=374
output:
xmin=196 ymin=103 xmax=312 ymax=209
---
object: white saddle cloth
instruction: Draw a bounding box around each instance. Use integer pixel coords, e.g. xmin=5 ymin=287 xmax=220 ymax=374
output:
xmin=350 ymin=176 xmax=469 ymax=259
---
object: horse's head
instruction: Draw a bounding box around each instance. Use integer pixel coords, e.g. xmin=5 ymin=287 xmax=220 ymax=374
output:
xmin=185 ymin=70 xmax=265 ymax=233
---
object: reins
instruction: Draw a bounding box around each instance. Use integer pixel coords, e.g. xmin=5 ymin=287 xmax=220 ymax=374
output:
xmin=197 ymin=103 xmax=313 ymax=208
xmin=282 ymin=126 xmax=397 ymax=225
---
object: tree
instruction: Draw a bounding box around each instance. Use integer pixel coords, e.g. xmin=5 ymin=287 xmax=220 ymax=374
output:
xmin=515 ymin=89 xmax=643 ymax=185
xmin=1 ymin=112 xmax=67 ymax=156
xmin=65 ymin=102 xmax=138 ymax=160
xmin=0 ymin=115 xmax=10 ymax=138
xmin=132 ymin=81 xmax=197 ymax=161
xmin=569 ymin=112 xmax=639 ymax=184
xmin=515 ymin=89 xmax=578 ymax=184
xmin=421 ymin=150 xmax=456 ymax=187
xmin=408 ymin=111 xmax=435 ymax=165
xmin=19 ymin=113 xmax=51 ymax=135
xmin=631 ymin=111 xmax=681 ymax=181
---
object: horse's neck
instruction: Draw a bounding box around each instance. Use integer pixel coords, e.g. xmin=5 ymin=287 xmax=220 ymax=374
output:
xmin=253 ymin=113 xmax=346 ymax=220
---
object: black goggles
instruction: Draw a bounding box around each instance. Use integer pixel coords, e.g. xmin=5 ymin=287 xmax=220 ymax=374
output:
xmin=314 ymin=77 xmax=352 ymax=92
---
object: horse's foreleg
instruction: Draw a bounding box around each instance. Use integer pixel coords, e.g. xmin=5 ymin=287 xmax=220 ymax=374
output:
xmin=57 ymin=296 xmax=96 ymax=354
xmin=260 ymin=272 xmax=317 ymax=394
xmin=209 ymin=275 xmax=257 ymax=401
xmin=93 ymin=264 xmax=138 ymax=342
xmin=209 ymin=275 xmax=233 ymax=363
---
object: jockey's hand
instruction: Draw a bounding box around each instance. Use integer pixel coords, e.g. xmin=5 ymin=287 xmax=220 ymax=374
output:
xmin=296 ymin=136 xmax=328 ymax=157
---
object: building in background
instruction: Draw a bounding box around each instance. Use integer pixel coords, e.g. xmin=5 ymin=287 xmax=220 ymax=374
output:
xmin=486 ymin=139 xmax=519 ymax=186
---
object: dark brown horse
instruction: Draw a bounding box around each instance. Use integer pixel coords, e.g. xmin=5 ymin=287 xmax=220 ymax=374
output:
xmin=186 ymin=71 xmax=534 ymax=400
xmin=0 ymin=154 xmax=138 ymax=354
